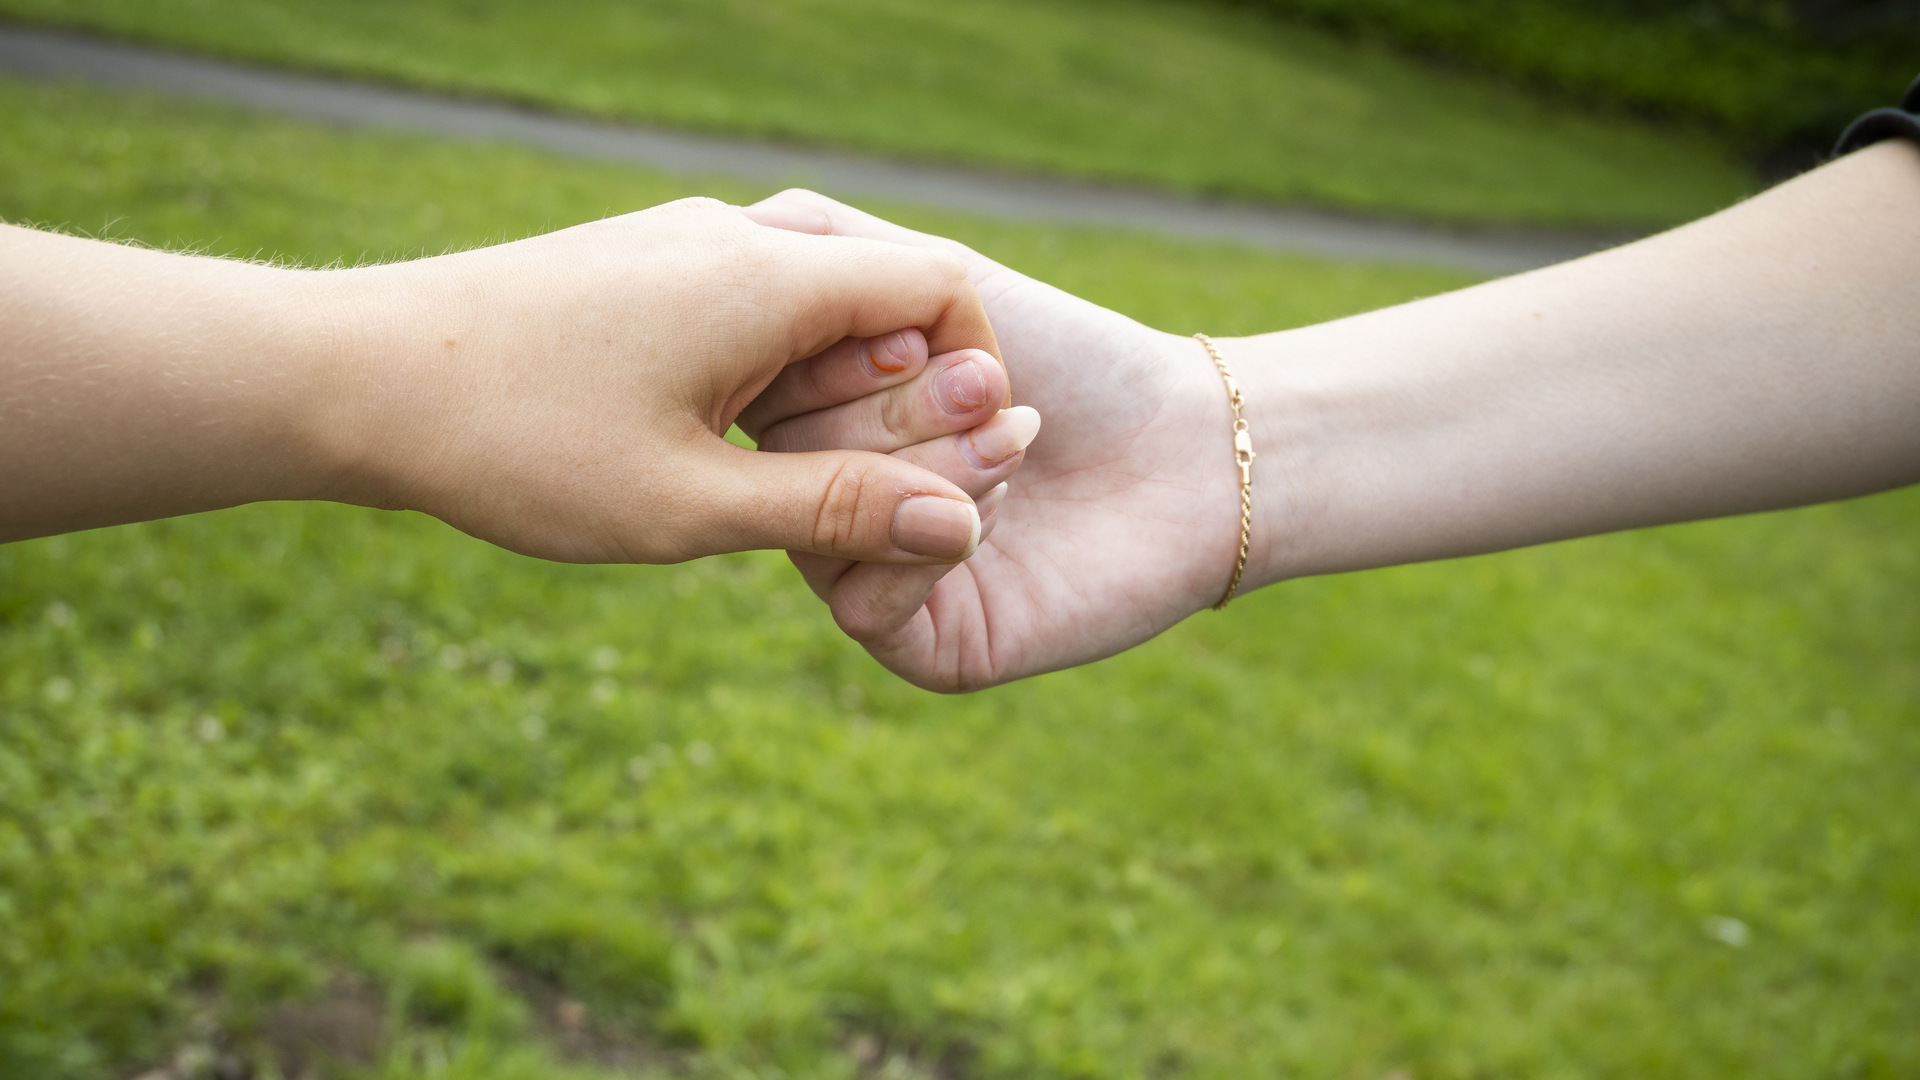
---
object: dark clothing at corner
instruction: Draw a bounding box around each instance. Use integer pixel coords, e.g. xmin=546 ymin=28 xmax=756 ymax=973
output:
xmin=1835 ymin=75 xmax=1920 ymax=155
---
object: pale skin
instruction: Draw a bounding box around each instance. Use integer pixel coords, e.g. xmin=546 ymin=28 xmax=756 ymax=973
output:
xmin=740 ymin=138 xmax=1920 ymax=692
xmin=0 ymin=197 xmax=1042 ymax=564
xmin=8 ymin=144 xmax=1917 ymax=694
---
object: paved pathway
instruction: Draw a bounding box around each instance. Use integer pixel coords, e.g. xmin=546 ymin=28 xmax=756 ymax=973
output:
xmin=0 ymin=25 xmax=1638 ymax=274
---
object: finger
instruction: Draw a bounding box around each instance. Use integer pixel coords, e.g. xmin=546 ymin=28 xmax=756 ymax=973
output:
xmin=829 ymin=559 xmax=948 ymax=651
xmin=785 ymin=404 xmax=1028 ymax=613
xmin=884 ymin=408 xmax=1039 ymax=498
xmin=745 ymin=189 xmax=967 ymax=254
xmin=758 ymin=349 xmax=1011 ymax=456
xmin=977 ymin=479 xmax=1009 ymax=527
xmin=683 ymin=441 xmax=981 ymax=563
xmin=830 ymin=481 xmax=1012 ymax=694
xmin=739 ymin=193 xmax=835 ymax=235
xmin=787 ymin=481 xmax=1008 ymax=603
xmin=824 ymin=534 xmax=998 ymax=690
xmin=760 ymin=226 xmax=999 ymax=369
xmin=845 ymin=587 xmax=974 ymax=694
xmin=830 ymin=484 xmax=1007 ymax=632
xmin=736 ymin=328 xmax=928 ymax=440
xmin=779 ymin=398 xmax=1027 ymax=597
xmin=788 ymin=549 xmax=845 ymax=603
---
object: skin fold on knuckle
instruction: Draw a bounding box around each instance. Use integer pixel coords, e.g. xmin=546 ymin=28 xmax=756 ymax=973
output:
xmin=828 ymin=584 xmax=913 ymax=646
xmin=889 ymin=640 xmax=971 ymax=696
xmin=760 ymin=245 xmax=861 ymax=357
xmin=777 ymin=188 xmax=842 ymax=218
xmin=925 ymin=247 xmax=970 ymax=285
xmin=768 ymin=186 xmax=821 ymax=207
xmin=915 ymin=251 xmax=993 ymax=356
xmin=733 ymin=359 xmax=819 ymax=439
xmin=754 ymin=422 xmax=795 ymax=454
xmin=875 ymin=384 xmax=917 ymax=446
xmin=757 ymin=189 xmax=834 ymax=234
xmin=895 ymin=248 xmax=967 ymax=314
xmin=757 ymin=402 xmax=868 ymax=454
xmin=809 ymin=456 xmax=887 ymax=558
xmin=793 ymin=352 xmax=841 ymax=412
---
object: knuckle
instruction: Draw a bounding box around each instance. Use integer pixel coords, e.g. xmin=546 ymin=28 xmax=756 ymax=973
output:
xmin=874 ymin=388 xmax=912 ymax=444
xmin=800 ymin=352 xmax=838 ymax=401
xmin=830 ymin=594 xmax=887 ymax=643
xmin=925 ymin=248 xmax=970 ymax=282
xmin=644 ymin=197 xmax=754 ymax=251
xmin=810 ymin=457 xmax=876 ymax=555
xmin=757 ymin=189 xmax=836 ymax=233
xmin=755 ymin=419 xmax=798 ymax=454
xmin=949 ymin=667 xmax=991 ymax=695
xmin=659 ymin=195 xmax=731 ymax=215
xmin=744 ymin=413 xmax=783 ymax=443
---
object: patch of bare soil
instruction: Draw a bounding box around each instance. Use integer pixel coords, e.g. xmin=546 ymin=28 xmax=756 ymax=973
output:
xmin=842 ymin=1028 xmax=975 ymax=1080
xmin=123 ymin=963 xmax=973 ymax=1080
xmin=493 ymin=962 xmax=692 ymax=1075
xmin=122 ymin=977 xmax=385 ymax=1080
xmin=255 ymin=978 xmax=387 ymax=1079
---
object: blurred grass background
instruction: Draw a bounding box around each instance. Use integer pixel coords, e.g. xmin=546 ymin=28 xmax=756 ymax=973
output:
xmin=2 ymin=2 xmax=1918 ymax=1078
xmin=1233 ymin=0 xmax=1919 ymax=159
xmin=0 ymin=0 xmax=1760 ymax=227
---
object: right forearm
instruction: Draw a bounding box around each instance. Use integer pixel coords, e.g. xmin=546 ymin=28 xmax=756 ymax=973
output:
xmin=1236 ymin=138 xmax=1920 ymax=586
xmin=0 ymin=225 xmax=356 ymax=541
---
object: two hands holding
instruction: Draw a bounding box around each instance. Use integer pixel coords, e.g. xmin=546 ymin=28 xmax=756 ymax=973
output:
xmin=6 ymin=138 xmax=1919 ymax=691
xmin=0 ymin=189 xmax=1247 ymax=691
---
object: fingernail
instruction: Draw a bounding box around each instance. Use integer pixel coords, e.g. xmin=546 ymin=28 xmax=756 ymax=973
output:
xmin=976 ymin=481 xmax=1009 ymax=519
xmin=977 ymin=482 xmax=1008 ymax=544
xmin=965 ymin=406 xmax=1042 ymax=465
xmin=867 ymin=331 xmax=911 ymax=374
xmin=933 ymin=356 xmax=989 ymax=413
xmin=892 ymin=496 xmax=980 ymax=559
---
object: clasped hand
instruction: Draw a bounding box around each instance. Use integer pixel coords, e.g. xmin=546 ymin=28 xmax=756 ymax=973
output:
xmin=738 ymin=190 xmax=1248 ymax=694
xmin=12 ymin=140 xmax=1915 ymax=696
xmin=5 ymin=198 xmax=1019 ymax=569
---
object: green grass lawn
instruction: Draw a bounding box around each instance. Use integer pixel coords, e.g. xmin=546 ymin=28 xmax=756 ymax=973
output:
xmin=0 ymin=0 xmax=1757 ymax=229
xmin=4 ymin=80 xmax=1919 ymax=1080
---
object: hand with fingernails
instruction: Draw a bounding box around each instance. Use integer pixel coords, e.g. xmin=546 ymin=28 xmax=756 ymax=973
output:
xmin=1 ymin=197 xmax=1017 ymax=568
xmin=736 ymin=326 xmax=1044 ymax=601
xmin=740 ymin=189 xmax=1238 ymax=693
xmin=742 ymin=140 xmax=1920 ymax=693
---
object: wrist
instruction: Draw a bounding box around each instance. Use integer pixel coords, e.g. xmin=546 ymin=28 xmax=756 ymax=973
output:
xmin=294 ymin=261 xmax=464 ymax=514
xmin=1209 ymin=329 xmax=1338 ymax=593
xmin=282 ymin=267 xmax=386 ymax=507
xmin=1147 ymin=329 xmax=1264 ymax=612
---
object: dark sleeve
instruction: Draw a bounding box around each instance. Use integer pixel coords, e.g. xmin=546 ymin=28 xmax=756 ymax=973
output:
xmin=1834 ymin=75 xmax=1920 ymax=156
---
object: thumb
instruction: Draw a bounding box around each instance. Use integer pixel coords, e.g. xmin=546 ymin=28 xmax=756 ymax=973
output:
xmin=684 ymin=441 xmax=982 ymax=563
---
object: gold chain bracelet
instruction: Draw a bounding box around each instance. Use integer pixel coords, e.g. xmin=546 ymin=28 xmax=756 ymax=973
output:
xmin=1194 ymin=333 xmax=1253 ymax=609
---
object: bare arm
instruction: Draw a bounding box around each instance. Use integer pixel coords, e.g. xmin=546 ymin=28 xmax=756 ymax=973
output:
xmin=0 ymin=224 xmax=344 ymax=539
xmin=0 ymin=200 xmax=1005 ymax=564
xmin=739 ymin=139 xmax=1920 ymax=690
xmin=1241 ymin=137 xmax=1920 ymax=585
